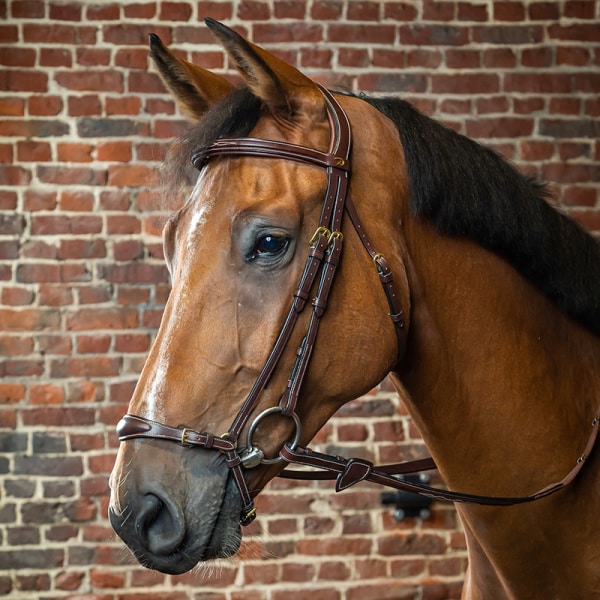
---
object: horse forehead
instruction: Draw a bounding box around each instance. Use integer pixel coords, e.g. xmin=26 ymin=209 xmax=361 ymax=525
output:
xmin=187 ymin=157 xmax=321 ymax=225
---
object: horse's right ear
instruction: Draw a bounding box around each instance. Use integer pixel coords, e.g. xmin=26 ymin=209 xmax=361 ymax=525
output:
xmin=149 ymin=33 xmax=233 ymax=121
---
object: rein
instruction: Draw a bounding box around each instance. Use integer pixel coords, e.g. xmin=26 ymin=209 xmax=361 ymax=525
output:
xmin=116 ymin=86 xmax=600 ymax=526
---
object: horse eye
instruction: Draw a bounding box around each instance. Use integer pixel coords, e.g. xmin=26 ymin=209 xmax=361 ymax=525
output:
xmin=247 ymin=234 xmax=289 ymax=261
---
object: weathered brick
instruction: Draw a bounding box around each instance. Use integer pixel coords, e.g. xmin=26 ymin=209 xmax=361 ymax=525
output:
xmin=32 ymin=432 xmax=67 ymax=454
xmin=5 ymin=479 xmax=35 ymax=498
xmin=14 ymin=455 xmax=83 ymax=477
xmin=0 ymin=549 xmax=63 ymax=570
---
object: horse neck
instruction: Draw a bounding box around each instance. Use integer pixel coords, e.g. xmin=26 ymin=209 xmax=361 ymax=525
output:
xmin=394 ymin=216 xmax=600 ymax=497
xmin=392 ymin=218 xmax=600 ymax=595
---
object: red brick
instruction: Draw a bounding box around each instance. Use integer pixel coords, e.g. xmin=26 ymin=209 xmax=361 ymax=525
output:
xmin=66 ymin=307 xmax=138 ymax=331
xmin=76 ymin=334 xmax=111 ymax=354
xmin=37 ymin=166 xmax=106 ymax=187
xmin=494 ymin=1 xmax=525 ymax=20
xmin=159 ymin=1 xmax=193 ymax=20
xmin=56 ymin=70 xmax=124 ymax=92
xmin=0 ymin=97 xmax=25 ymax=116
xmin=318 ymin=560 xmax=352 ymax=581
xmin=114 ymin=48 xmax=148 ymax=69
xmin=423 ymin=0 xmax=455 ymax=20
xmin=29 ymin=384 xmax=64 ymax=405
xmin=520 ymin=140 xmax=555 ymax=161
xmin=58 ymin=239 xmax=106 ymax=260
xmin=18 ymin=140 xmax=52 ymax=162
xmin=253 ymin=23 xmax=322 ymax=44
xmin=114 ymin=333 xmax=150 ymax=353
xmin=348 ymin=1 xmax=379 ymax=20
xmin=446 ymin=49 xmax=480 ymax=68
xmin=272 ymin=588 xmax=340 ymax=600
xmin=432 ymin=73 xmax=499 ymax=94
xmin=55 ymin=570 xmax=85 ymax=591
xmin=274 ymin=0 xmax=306 ymax=19
xmin=0 ymin=335 xmax=33 ymax=356
xmin=557 ymin=45 xmax=590 ymax=66
xmin=56 ymin=142 xmax=94 ymax=163
xmin=198 ymin=2 xmax=233 ymax=20
xmin=67 ymin=381 xmax=101 ymax=404
xmin=23 ymin=23 xmax=76 ymax=43
xmin=104 ymin=24 xmax=172 ymax=45
xmin=59 ymin=190 xmax=95 ymax=211
xmin=0 ymin=47 xmax=36 ymax=67
xmin=564 ymin=0 xmax=595 ymax=18
xmin=311 ymin=0 xmax=343 ymax=20
xmin=124 ymin=2 xmax=157 ymax=18
xmin=0 ymin=383 xmax=26 ymax=403
xmin=528 ymin=1 xmax=560 ymax=20
xmin=483 ymin=47 xmax=517 ymax=68
xmin=49 ymin=2 xmax=81 ymax=20
xmin=28 ymin=95 xmax=62 ymax=116
xmin=548 ymin=23 xmax=599 ymax=42
xmin=457 ymin=2 xmax=487 ymax=21
xmin=0 ymin=308 xmax=60 ymax=331
xmin=96 ymin=140 xmax=132 ymax=162
xmin=329 ymin=24 xmax=395 ymax=44
xmin=106 ymin=96 xmax=142 ymax=116
xmin=562 ymin=186 xmax=596 ymax=207
xmin=113 ymin=240 xmax=144 ymax=261
xmin=1 ymin=287 xmax=35 ymax=306
xmin=76 ymin=47 xmax=110 ymax=67
xmin=68 ymin=95 xmax=102 ymax=116
xmin=238 ymin=0 xmax=271 ymax=19
xmin=2 ymin=69 xmax=47 ymax=92
xmin=86 ymin=4 xmax=120 ymax=20
xmin=40 ymin=48 xmax=72 ymax=67
xmin=384 ymin=1 xmax=417 ymax=20
xmin=300 ymin=48 xmax=332 ymax=69
xmin=38 ymin=285 xmax=74 ymax=307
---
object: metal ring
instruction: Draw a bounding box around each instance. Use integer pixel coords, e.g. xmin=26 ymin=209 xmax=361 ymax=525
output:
xmin=245 ymin=406 xmax=302 ymax=465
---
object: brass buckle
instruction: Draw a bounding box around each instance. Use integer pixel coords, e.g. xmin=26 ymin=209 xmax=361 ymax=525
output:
xmin=180 ymin=428 xmax=195 ymax=447
xmin=309 ymin=226 xmax=331 ymax=246
xmin=328 ymin=231 xmax=343 ymax=246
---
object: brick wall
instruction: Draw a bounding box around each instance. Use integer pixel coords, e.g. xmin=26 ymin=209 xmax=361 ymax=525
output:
xmin=0 ymin=0 xmax=598 ymax=598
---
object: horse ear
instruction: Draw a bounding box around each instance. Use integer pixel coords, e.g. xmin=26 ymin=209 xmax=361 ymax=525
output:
xmin=204 ymin=18 xmax=322 ymax=117
xmin=149 ymin=33 xmax=234 ymax=121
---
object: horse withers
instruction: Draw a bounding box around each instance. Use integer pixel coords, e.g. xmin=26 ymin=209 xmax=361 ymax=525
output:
xmin=109 ymin=20 xmax=600 ymax=598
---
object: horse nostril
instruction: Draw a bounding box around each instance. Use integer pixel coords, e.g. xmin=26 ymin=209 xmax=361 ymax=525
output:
xmin=136 ymin=493 xmax=186 ymax=556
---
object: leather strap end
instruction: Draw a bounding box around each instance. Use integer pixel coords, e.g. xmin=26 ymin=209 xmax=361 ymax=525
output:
xmin=335 ymin=458 xmax=373 ymax=492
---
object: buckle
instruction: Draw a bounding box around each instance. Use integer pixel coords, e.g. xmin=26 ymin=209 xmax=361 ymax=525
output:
xmin=180 ymin=428 xmax=195 ymax=447
xmin=309 ymin=226 xmax=331 ymax=246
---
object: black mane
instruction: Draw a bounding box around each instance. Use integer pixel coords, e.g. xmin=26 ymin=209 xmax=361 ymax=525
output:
xmin=165 ymin=87 xmax=600 ymax=337
xmin=366 ymin=95 xmax=600 ymax=337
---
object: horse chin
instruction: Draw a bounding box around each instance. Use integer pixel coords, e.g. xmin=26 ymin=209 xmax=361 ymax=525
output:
xmin=109 ymin=473 xmax=242 ymax=575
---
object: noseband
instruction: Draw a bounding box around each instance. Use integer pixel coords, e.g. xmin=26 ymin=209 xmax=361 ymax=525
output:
xmin=116 ymin=87 xmax=600 ymax=526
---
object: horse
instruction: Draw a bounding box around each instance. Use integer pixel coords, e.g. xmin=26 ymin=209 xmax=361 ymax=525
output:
xmin=109 ymin=19 xmax=600 ymax=599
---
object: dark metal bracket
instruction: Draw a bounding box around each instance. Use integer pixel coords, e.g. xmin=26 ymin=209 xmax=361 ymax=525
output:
xmin=380 ymin=474 xmax=433 ymax=521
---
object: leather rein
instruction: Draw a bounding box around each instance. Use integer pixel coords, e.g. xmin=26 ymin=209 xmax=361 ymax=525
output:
xmin=116 ymin=86 xmax=600 ymax=526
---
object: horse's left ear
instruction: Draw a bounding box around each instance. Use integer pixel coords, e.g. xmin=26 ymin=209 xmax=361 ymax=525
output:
xmin=149 ymin=33 xmax=234 ymax=121
xmin=205 ymin=18 xmax=323 ymax=117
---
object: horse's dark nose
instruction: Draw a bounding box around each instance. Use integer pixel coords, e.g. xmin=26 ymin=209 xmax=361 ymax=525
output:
xmin=135 ymin=492 xmax=186 ymax=556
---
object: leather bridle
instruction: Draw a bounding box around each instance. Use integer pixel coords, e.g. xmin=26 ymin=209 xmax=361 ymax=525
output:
xmin=116 ymin=86 xmax=600 ymax=527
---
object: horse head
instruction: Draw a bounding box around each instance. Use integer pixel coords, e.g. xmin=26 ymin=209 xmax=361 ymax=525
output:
xmin=109 ymin=20 xmax=410 ymax=574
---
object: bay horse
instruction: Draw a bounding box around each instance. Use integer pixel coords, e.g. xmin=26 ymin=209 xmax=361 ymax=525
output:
xmin=109 ymin=19 xmax=600 ymax=598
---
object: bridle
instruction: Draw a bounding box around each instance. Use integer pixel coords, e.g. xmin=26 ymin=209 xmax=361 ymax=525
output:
xmin=116 ymin=86 xmax=600 ymax=527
